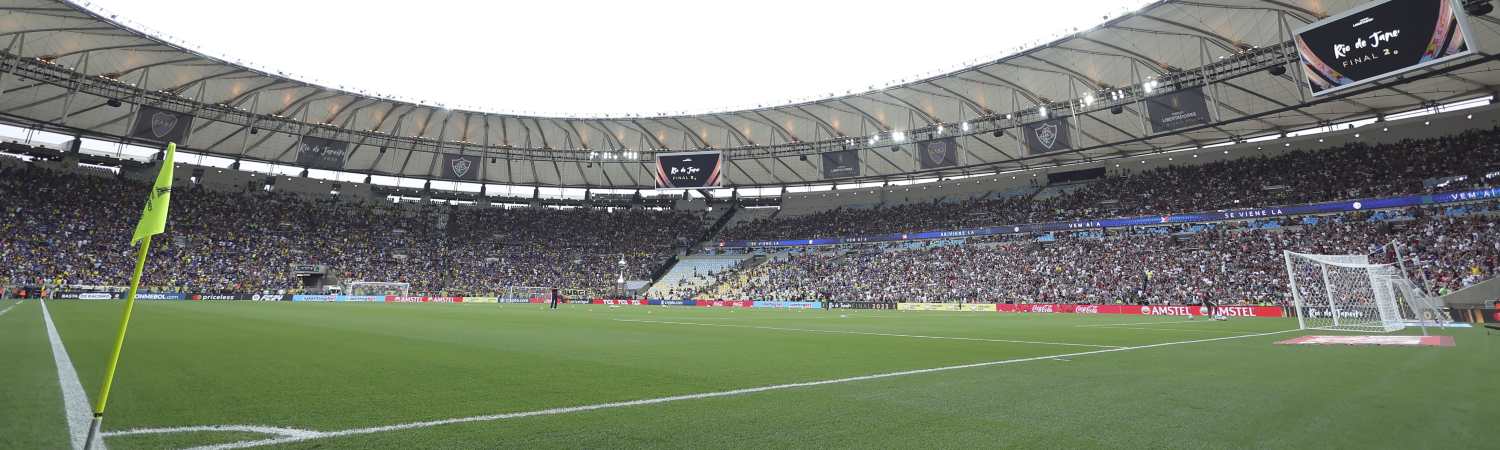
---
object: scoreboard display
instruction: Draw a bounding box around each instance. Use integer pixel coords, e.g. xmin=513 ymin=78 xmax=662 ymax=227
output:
xmin=653 ymin=151 xmax=723 ymax=189
xmin=1294 ymin=0 xmax=1477 ymax=97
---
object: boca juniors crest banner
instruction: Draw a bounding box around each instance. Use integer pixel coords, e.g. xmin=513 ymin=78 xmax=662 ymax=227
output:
xmin=916 ymin=137 xmax=959 ymax=169
xmin=295 ymin=136 xmax=350 ymax=170
xmin=129 ymin=105 xmax=194 ymax=144
xmin=821 ymin=149 xmax=861 ymax=179
xmin=442 ymin=153 xmax=479 ymax=180
xmin=1024 ymin=118 xmax=1073 ymax=155
xmin=654 ymin=151 xmax=722 ymax=189
xmin=1295 ymin=0 xmax=1477 ymax=97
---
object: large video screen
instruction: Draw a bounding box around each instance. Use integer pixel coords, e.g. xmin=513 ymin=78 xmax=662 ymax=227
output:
xmin=654 ymin=151 xmax=723 ymax=189
xmin=1295 ymin=0 xmax=1476 ymax=97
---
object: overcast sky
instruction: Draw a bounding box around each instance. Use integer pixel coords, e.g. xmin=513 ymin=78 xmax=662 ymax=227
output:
xmin=82 ymin=0 xmax=1147 ymax=117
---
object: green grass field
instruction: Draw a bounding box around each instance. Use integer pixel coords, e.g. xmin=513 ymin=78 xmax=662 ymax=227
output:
xmin=3 ymin=298 xmax=1497 ymax=449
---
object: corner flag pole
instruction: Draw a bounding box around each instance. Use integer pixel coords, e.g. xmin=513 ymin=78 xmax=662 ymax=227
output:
xmin=83 ymin=143 xmax=176 ymax=450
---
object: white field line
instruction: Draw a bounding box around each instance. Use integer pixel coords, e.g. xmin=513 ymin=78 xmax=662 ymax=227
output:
xmin=1076 ymin=320 xmax=1204 ymax=328
xmin=183 ymin=328 xmax=1296 ymax=450
xmin=40 ymin=299 xmax=103 ymax=450
xmin=1103 ymin=327 xmax=1256 ymax=333
xmin=613 ymin=318 xmax=1124 ymax=349
xmin=0 ymin=299 xmax=23 ymax=317
xmin=104 ymin=424 xmax=323 ymax=439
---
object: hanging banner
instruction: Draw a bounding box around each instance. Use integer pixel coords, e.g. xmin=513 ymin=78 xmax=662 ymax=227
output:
xmin=916 ymin=137 xmax=959 ymax=169
xmin=1295 ymin=0 xmax=1477 ymax=97
xmin=1023 ymin=118 xmax=1073 ymax=155
xmin=129 ymin=105 xmax=194 ymax=144
xmin=1145 ymin=88 xmax=1213 ymax=133
xmin=654 ymin=151 xmax=723 ymax=189
xmin=821 ymin=149 xmax=862 ymax=179
xmin=442 ymin=153 xmax=479 ymax=180
xmin=295 ymin=136 xmax=350 ymax=170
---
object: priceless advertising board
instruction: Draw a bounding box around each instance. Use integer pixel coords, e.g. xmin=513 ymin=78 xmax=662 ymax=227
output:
xmin=1295 ymin=0 xmax=1477 ymax=97
xmin=654 ymin=151 xmax=723 ymax=189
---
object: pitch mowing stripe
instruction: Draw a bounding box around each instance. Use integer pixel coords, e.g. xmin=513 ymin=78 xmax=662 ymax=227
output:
xmin=614 ymin=318 xmax=1125 ymax=349
xmin=185 ymin=329 xmax=1296 ymax=450
xmin=40 ymin=300 xmax=104 ymax=450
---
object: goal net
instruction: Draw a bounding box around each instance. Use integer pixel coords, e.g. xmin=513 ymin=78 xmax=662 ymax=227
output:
xmin=346 ymin=281 xmax=411 ymax=298
xmin=1283 ymin=251 xmax=1444 ymax=333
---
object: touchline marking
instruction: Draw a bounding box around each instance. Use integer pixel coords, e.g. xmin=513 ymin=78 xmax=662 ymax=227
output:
xmin=0 ymin=300 xmax=22 ymax=317
xmin=613 ymin=318 xmax=1123 ymax=349
xmin=1104 ymin=327 xmax=1251 ymax=333
xmin=185 ymin=329 xmax=1296 ymax=450
xmin=40 ymin=299 xmax=104 ymax=450
xmin=104 ymin=425 xmax=323 ymax=439
xmin=1076 ymin=320 xmax=1203 ymax=327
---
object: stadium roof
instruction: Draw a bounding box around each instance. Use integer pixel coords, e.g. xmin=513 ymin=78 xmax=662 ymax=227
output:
xmin=2 ymin=0 xmax=1499 ymax=189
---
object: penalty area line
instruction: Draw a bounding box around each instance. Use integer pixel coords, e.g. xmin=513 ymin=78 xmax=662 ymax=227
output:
xmin=613 ymin=318 xmax=1124 ymax=349
xmin=185 ymin=328 xmax=1297 ymax=450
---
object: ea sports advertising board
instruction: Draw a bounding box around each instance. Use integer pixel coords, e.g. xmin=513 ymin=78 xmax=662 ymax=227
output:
xmin=1294 ymin=0 xmax=1477 ymax=97
xmin=654 ymin=151 xmax=723 ymax=189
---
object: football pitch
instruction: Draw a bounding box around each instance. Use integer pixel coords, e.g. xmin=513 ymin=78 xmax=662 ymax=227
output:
xmin=2 ymin=299 xmax=1496 ymax=449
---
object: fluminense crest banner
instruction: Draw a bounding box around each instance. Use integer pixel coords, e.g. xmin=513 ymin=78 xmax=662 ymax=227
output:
xmin=1023 ymin=118 xmax=1072 ymax=155
xmin=443 ymin=153 xmax=479 ymax=180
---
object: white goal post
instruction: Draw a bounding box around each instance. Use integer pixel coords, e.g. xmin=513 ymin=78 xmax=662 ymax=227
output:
xmin=345 ymin=281 xmax=411 ymax=298
xmin=1283 ymin=251 xmax=1447 ymax=333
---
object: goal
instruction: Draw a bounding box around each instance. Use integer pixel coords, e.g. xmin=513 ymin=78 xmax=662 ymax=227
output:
xmin=1282 ymin=251 xmax=1446 ymax=333
xmin=346 ymin=281 xmax=411 ymax=298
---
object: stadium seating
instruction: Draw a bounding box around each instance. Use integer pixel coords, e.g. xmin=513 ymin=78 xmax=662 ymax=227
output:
xmin=0 ymin=163 xmax=704 ymax=296
xmin=2 ymin=129 xmax=1497 ymax=303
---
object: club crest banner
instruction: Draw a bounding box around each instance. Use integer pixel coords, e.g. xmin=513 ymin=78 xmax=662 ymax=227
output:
xmin=916 ymin=137 xmax=958 ymax=169
xmin=443 ymin=153 xmax=479 ymax=180
xmin=1024 ymin=119 xmax=1072 ymax=155
xmin=129 ymin=105 xmax=194 ymax=144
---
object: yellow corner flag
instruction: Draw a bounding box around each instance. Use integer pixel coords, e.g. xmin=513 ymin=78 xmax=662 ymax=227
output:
xmin=131 ymin=142 xmax=175 ymax=246
xmin=84 ymin=142 xmax=176 ymax=450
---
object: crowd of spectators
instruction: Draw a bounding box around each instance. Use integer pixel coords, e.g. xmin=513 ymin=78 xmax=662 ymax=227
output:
xmin=0 ymin=163 xmax=702 ymax=296
xmin=724 ymin=129 xmax=1500 ymax=240
xmin=705 ymin=205 xmax=1500 ymax=305
xmin=4 ymin=126 xmax=1499 ymax=303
